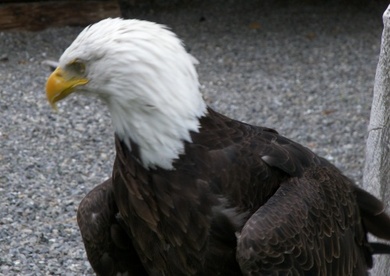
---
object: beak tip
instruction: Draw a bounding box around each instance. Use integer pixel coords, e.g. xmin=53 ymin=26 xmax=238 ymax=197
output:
xmin=50 ymin=103 xmax=59 ymax=112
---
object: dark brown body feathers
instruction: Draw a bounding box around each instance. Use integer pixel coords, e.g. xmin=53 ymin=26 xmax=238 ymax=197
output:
xmin=77 ymin=108 xmax=390 ymax=275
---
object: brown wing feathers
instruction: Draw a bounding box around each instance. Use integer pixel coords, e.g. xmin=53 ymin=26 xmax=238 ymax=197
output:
xmin=237 ymin=166 xmax=370 ymax=275
xmin=77 ymin=179 xmax=147 ymax=275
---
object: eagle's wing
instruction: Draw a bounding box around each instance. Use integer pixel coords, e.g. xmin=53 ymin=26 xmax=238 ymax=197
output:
xmin=198 ymin=111 xmax=390 ymax=274
xmin=77 ymin=178 xmax=147 ymax=276
xmin=236 ymin=166 xmax=370 ymax=275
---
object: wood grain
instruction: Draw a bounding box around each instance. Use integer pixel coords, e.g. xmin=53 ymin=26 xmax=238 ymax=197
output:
xmin=0 ymin=1 xmax=121 ymax=31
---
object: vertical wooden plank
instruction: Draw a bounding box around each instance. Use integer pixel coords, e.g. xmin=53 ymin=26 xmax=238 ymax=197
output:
xmin=363 ymin=4 xmax=390 ymax=275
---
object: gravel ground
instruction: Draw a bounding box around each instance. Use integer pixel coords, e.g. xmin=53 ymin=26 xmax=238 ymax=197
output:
xmin=0 ymin=0 xmax=388 ymax=275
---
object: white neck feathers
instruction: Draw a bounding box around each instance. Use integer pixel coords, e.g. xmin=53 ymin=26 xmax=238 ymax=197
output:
xmin=93 ymin=19 xmax=208 ymax=169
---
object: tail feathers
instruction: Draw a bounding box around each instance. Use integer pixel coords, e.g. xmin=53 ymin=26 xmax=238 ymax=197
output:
xmin=362 ymin=211 xmax=390 ymax=240
xmin=354 ymin=185 xmax=390 ymax=240
xmin=370 ymin=242 xmax=390 ymax=255
xmin=355 ymin=186 xmax=384 ymax=215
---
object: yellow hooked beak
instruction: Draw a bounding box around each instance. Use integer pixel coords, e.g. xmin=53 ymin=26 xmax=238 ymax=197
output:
xmin=46 ymin=67 xmax=89 ymax=110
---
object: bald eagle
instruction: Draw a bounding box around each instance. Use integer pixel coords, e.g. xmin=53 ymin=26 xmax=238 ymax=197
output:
xmin=46 ymin=18 xmax=390 ymax=275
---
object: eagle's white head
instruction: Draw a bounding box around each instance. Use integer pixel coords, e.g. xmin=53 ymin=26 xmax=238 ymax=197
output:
xmin=46 ymin=18 xmax=207 ymax=170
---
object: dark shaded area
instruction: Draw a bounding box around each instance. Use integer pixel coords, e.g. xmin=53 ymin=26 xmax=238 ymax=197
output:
xmin=118 ymin=0 xmax=389 ymax=19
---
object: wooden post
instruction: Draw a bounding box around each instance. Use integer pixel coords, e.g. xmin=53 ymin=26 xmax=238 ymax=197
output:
xmin=363 ymin=5 xmax=390 ymax=274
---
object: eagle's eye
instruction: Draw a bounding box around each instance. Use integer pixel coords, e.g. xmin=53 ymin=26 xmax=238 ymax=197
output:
xmin=67 ymin=60 xmax=86 ymax=75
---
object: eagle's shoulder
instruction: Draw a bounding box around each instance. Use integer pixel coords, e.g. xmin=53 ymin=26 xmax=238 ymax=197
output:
xmin=192 ymin=108 xmax=324 ymax=178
